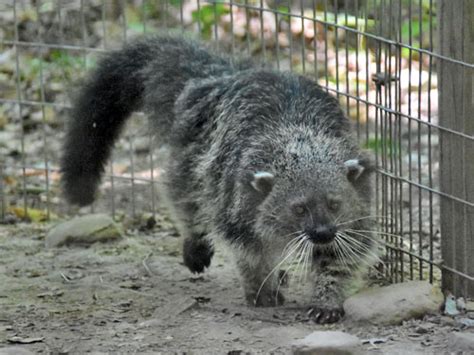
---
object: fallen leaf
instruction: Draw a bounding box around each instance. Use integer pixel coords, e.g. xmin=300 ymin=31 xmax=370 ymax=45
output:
xmin=37 ymin=290 xmax=64 ymax=298
xmin=9 ymin=207 xmax=57 ymax=223
xmin=362 ymin=337 xmax=390 ymax=346
xmin=8 ymin=336 xmax=44 ymax=344
xmin=193 ymin=296 xmax=211 ymax=304
xmin=2 ymin=175 xmax=17 ymax=186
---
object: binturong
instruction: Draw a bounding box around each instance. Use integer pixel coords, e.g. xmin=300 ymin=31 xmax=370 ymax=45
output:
xmin=61 ymin=34 xmax=380 ymax=324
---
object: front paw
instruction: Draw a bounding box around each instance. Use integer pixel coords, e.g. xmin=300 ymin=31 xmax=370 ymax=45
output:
xmin=182 ymin=236 xmax=214 ymax=274
xmin=245 ymin=288 xmax=285 ymax=307
xmin=307 ymin=306 xmax=344 ymax=324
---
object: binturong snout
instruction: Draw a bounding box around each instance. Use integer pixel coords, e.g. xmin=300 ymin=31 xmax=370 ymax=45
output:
xmin=306 ymin=224 xmax=337 ymax=244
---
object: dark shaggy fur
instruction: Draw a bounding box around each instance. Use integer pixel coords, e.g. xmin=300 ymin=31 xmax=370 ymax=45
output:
xmin=61 ymin=34 xmax=377 ymax=323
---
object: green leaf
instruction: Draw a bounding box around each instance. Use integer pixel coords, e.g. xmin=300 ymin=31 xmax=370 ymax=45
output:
xmin=192 ymin=4 xmax=229 ymax=38
xmin=363 ymin=137 xmax=400 ymax=156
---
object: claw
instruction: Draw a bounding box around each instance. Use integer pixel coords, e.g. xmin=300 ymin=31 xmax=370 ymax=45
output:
xmin=307 ymin=306 xmax=344 ymax=324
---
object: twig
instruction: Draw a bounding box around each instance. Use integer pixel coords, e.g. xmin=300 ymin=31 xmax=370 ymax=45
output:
xmin=142 ymin=252 xmax=153 ymax=276
xmin=60 ymin=272 xmax=71 ymax=283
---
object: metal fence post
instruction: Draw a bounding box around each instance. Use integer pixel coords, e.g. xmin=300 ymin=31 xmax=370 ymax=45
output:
xmin=438 ymin=0 xmax=474 ymax=296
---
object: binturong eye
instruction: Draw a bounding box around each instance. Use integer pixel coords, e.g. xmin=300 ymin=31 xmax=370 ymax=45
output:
xmin=327 ymin=197 xmax=341 ymax=212
xmin=292 ymin=204 xmax=306 ymax=216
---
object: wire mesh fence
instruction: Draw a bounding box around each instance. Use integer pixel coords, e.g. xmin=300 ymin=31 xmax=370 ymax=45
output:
xmin=1 ymin=0 xmax=473 ymax=296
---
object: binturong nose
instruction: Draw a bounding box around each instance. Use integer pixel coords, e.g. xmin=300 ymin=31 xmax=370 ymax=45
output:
xmin=307 ymin=224 xmax=337 ymax=244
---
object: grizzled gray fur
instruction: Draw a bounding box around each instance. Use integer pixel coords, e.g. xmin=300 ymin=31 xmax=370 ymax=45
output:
xmin=61 ymin=34 xmax=377 ymax=324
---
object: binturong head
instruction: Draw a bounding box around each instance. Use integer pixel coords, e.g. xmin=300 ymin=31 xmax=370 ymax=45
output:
xmin=242 ymin=126 xmax=377 ymax=269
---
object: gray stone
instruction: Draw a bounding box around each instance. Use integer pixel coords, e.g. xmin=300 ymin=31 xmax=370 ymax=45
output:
xmin=292 ymin=331 xmax=362 ymax=355
xmin=343 ymin=281 xmax=443 ymax=325
xmin=46 ymin=214 xmax=122 ymax=248
xmin=449 ymin=332 xmax=474 ymax=352
xmin=0 ymin=347 xmax=35 ymax=355
xmin=0 ymin=132 xmax=16 ymax=148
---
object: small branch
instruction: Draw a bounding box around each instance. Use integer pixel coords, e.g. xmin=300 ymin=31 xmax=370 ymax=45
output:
xmin=142 ymin=252 xmax=153 ymax=276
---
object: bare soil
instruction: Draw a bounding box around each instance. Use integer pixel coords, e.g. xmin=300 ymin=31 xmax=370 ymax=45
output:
xmin=0 ymin=213 xmax=460 ymax=354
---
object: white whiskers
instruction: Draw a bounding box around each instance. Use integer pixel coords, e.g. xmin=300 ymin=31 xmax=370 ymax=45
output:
xmin=255 ymin=223 xmax=398 ymax=306
xmin=255 ymin=234 xmax=308 ymax=305
xmin=256 ymin=230 xmax=318 ymax=306
xmin=336 ymin=215 xmax=393 ymax=228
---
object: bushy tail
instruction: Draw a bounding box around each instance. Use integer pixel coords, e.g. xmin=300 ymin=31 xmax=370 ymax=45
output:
xmin=61 ymin=34 xmax=233 ymax=206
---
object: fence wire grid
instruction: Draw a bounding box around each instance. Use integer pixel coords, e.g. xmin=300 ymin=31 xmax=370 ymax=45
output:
xmin=1 ymin=0 xmax=473 ymax=297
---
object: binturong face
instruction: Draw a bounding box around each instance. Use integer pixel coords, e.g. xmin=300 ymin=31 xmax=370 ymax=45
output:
xmin=245 ymin=131 xmax=378 ymax=272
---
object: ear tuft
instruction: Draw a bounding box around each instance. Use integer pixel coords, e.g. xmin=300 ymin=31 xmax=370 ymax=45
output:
xmin=250 ymin=172 xmax=274 ymax=195
xmin=344 ymin=159 xmax=364 ymax=182
xmin=344 ymin=155 xmax=374 ymax=183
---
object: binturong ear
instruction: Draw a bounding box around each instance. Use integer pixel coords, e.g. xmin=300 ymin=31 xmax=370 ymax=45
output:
xmin=250 ymin=172 xmax=274 ymax=196
xmin=344 ymin=153 xmax=375 ymax=183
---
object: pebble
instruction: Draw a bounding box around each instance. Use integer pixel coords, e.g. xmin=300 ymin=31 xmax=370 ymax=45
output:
xmin=292 ymin=331 xmax=362 ymax=355
xmin=343 ymin=281 xmax=443 ymax=325
xmin=45 ymin=214 xmax=122 ymax=248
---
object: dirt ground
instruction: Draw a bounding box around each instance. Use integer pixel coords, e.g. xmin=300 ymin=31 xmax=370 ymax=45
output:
xmin=0 ymin=211 xmax=464 ymax=355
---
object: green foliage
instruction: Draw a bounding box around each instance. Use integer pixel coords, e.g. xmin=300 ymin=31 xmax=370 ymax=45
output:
xmin=50 ymin=50 xmax=96 ymax=81
xmin=364 ymin=137 xmax=400 ymax=156
xmin=317 ymin=12 xmax=375 ymax=31
xmin=21 ymin=50 xmax=95 ymax=84
xmin=50 ymin=50 xmax=85 ymax=69
xmin=400 ymin=13 xmax=435 ymax=59
xmin=192 ymin=3 xmax=229 ymax=38
xmin=169 ymin=0 xmax=183 ymax=7
xmin=276 ymin=5 xmax=291 ymax=22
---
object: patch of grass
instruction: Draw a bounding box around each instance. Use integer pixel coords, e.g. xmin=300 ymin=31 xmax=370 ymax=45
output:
xmin=50 ymin=50 xmax=96 ymax=81
xmin=50 ymin=50 xmax=87 ymax=68
xmin=364 ymin=137 xmax=400 ymax=156
xmin=20 ymin=50 xmax=95 ymax=87
xmin=192 ymin=3 xmax=229 ymax=38
xmin=317 ymin=12 xmax=375 ymax=31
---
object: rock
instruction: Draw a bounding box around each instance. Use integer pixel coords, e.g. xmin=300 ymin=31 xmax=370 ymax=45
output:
xmin=465 ymin=300 xmax=474 ymax=312
xmin=449 ymin=332 xmax=474 ymax=352
xmin=343 ymin=281 xmax=443 ymax=325
xmin=292 ymin=331 xmax=362 ymax=355
xmin=46 ymin=214 xmax=122 ymax=248
xmin=0 ymin=131 xmax=16 ymax=149
xmin=456 ymin=297 xmax=467 ymax=312
xmin=0 ymin=347 xmax=35 ymax=355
